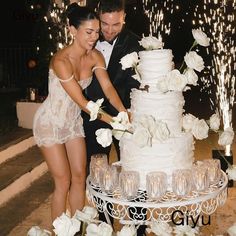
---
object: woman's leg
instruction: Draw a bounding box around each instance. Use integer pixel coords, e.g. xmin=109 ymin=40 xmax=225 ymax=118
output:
xmin=65 ymin=137 xmax=87 ymax=215
xmin=40 ymin=144 xmax=71 ymax=222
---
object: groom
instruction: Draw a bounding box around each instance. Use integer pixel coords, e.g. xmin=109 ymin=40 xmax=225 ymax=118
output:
xmin=83 ymin=0 xmax=142 ymax=164
xmin=83 ymin=0 xmax=147 ymax=235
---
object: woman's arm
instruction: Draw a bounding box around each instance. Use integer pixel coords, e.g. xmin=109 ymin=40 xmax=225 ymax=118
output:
xmin=92 ymin=51 xmax=127 ymax=113
xmin=51 ymin=56 xmax=112 ymax=123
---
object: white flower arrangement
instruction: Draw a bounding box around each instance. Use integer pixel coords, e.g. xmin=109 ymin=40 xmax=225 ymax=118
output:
xmin=120 ymin=29 xmax=210 ymax=94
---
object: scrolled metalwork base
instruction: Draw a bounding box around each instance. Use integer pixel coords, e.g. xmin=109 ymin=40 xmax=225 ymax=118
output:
xmin=86 ymin=171 xmax=228 ymax=225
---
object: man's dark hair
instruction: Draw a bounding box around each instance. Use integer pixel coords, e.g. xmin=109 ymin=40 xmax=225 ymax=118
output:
xmin=98 ymin=0 xmax=125 ymax=13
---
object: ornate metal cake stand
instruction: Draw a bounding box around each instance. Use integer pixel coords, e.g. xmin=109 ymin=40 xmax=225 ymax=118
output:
xmin=86 ymin=171 xmax=228 ymax=225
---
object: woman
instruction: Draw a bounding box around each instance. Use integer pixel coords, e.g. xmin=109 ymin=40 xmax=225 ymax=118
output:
xmin=33 ymin=3 xmax=126 ymax=224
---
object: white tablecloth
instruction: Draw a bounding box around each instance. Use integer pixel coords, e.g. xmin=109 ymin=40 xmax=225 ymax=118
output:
xmin=16 ymin=102 xmax=41 ymax=129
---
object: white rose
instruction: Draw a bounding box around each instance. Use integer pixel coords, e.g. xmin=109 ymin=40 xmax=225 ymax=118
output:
xmin=156 ymin=77 xmax=169 ymax=93
xmin=86 ymin=223 xmax=99 ymax=236
xmin=117 ymin=225 xmax=137 ymax=236
xmin=139 ymin=36 xmax=163 ymax=50
xmin=218 ymin=127 xmax=234 ymax=146
xmin=184 ymin=51 xmax=205 ymax=72
xmin=192 ymin=118 xmax=209 ymax=140
xmin=97 ymin=222 xmax=113 ymax=236
xmin=52 ymin=213 xmax=81 ymax=236
xmin=182 ymin=113 xmax=197 ymax=132
xmin=209 ymin=113 xmax=220 ymax=131
xmin=227 ymin=222 xmax=236 ymax=236
xmin=166 ymin=69 xmax=188 ymax=91
xmin=138 ymin=114 xmax=156 ymax=136
xmin=184 ymin=68 xmax=198 ymax=86
xmin=146 ymin=221 xmax=173 ymax=236
xmin=226 ymin=166 xmax=236 ymax=181
xmin=86 ymin=99 xmax=104 ymax=121
xmin=27 ymin=226 xmax=52 ymax=236
xmin=192 ymin=29 xmax=210 ymax=47
xmin=120 ymin=52 xmax=139 ymax=70
xmin=154 ymin=120 xmax=170 ymax=142
xmin=133 ymin=126 xmax=152 ymax=148
xmin=95 ymin=129 xmax=113 ymax=147
xmin=82 ymin=206 xmax=98 ymax=220
xmin=174 ymin=225 xmax=199 ymax=236
xmin=73 ymin=206 xmax=98 ymax=223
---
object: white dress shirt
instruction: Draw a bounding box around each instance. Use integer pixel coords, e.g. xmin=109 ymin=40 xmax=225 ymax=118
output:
xmin=95 ymin=38 xmax=117 ymax=68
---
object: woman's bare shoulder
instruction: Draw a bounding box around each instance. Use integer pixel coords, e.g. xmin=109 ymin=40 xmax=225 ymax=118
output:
xmin=89 ymin=49 xmax=105 ymax=66
xmin=50 ymin=49 xmax=73 ymax=79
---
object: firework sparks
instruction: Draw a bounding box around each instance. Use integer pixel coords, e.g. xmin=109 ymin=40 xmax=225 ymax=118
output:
xmin=193 ymin=0 xmax=236 ymax=155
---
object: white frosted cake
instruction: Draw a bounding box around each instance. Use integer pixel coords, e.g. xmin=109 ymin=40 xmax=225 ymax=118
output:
xmin=119 ymin=49 xmax=194 ymax=190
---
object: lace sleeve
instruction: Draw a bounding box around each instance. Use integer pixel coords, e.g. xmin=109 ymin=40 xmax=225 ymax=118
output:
xmin=92 ymin=66 xmax=106 ymax=72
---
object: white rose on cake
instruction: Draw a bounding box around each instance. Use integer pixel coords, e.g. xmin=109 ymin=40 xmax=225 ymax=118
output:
xmin=184 ymin=68 xmax=198 ymax=86
xmin=166 ymin=69 xmax=188 ymax=91
xmin=184 ymin=51 xmax=205 ymax=72
xmin=120 ymin=52 xmax=139 ymax=70
xmin=182 ymin=113 xmax=197 ymax=132
xmin=191 ymin=118 xmax=209 ymax=140
xmin=192 ymin=29 xmax=210 ymax=47
xmin=139 ymin=36 xmax=163 ymax=50
xmin=133 ymin=126 xmax=152 ymax=147
xmin=154 ymin=120 xmax=170 ymax=142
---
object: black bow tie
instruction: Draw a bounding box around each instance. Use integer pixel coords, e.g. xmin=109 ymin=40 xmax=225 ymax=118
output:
xmin=99 ymin=35 xmax=117 ymax=45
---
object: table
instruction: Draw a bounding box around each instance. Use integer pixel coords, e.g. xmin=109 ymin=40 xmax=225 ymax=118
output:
xmin=16 ymin=101 xmax=41 ymax=129
xmin=86 ymin=171 xmax=228 ymax=225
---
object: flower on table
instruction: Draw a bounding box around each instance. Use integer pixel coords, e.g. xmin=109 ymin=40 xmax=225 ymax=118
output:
xmin=146 ymin=220 xmax=173 ymax=236
xmin=227 ymin=222 xmax=236 ymax=236
xmin=173 ymin=224 xmax=199 ymax=236
xmin=73 ymin=206 xmax=98 ymax=224
xmin=86 ymin=222 xmax=113 ymax=236
xmin=52 ymin=212 xmax=81 ymax=236
xmin=139 ymin=36 xmax=163 ymax=50
xmin=218 ymin=127 xmax=235 ymax=146
xmin=86 ymin=98 xmax=104 ymax=121
xmin=116 ymin=225 xmax=137 ymax=236
xmin=27 ymin=226 xmax=52 ymax=236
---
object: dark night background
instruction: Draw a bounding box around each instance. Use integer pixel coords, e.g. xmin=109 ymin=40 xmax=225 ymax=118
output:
xmin=0 ymin=0 xmax=234 ymax=134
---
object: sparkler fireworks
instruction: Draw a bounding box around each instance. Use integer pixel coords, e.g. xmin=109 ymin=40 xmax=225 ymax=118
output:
xmin=193 ymin=0 xmax=235 ymax=155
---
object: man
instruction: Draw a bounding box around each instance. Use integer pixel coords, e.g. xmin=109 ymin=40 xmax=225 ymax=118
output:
xmin=83 ymin=1 xmax=146 ymax=234
xmin=83 ymin=0 xmax=142 ymax=164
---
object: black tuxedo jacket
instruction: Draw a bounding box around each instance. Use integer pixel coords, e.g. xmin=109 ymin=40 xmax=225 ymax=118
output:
xmin=85 ymin=28 xmax=142 ymax=116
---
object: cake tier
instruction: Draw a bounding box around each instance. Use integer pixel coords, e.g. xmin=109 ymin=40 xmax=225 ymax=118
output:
xmin=120 ymin=132 xmax=194 ymax=190
xmin=130 ymin=89 xmax=185 ymax=135
xmin=138 ymin=49 xmax=174 ymax=85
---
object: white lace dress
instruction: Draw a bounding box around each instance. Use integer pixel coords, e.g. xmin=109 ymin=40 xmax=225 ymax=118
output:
xmin=33 ymin=69 xmax=92 ymax=147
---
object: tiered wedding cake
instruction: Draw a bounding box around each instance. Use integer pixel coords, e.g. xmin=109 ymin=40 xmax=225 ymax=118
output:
xmin=119 ymin=43 xmax=194 ymax=190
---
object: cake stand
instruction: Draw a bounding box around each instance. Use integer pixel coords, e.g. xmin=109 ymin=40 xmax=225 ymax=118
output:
xmin=86 ymin=171 xmax=228 ymax=226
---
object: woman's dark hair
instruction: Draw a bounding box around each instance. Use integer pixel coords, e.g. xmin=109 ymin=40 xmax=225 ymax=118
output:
xmin=66 ymin=3 xmax=99 ymax=28
xmin=98 ymin=0 xmax=125 ymax=14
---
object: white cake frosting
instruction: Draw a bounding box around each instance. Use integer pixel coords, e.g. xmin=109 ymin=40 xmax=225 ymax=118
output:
xmin=120 ymin=48 xmax=194 ymax=190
